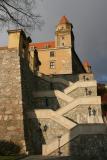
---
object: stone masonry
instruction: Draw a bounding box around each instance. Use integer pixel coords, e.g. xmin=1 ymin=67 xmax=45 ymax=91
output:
xmin=0 ymin=48 xmax=25 ymax=152
xmin=0 ymin=29 xmax=32 ymax=154
xmin=50 ymin=134 xmax=107 ymax=159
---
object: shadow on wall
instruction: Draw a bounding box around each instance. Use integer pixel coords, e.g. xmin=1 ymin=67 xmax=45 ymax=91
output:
xmin=97 ymin=84 xmax=107 ymax=123
xmin=20 ymin=50 xmax=64 ymax=154
xmin=32 ymin=90 xmax=65 ymax=111
xmin=20 ymin=56 xmax=46 ymax=155
xmin=101 ymin=104 xmax=107 ymax=123
xmin=33 ymin=74 xmax=69 ymax=92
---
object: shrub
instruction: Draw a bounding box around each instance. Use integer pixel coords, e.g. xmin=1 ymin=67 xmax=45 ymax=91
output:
xmin=0 ymin=140 xmax=21 ymax=156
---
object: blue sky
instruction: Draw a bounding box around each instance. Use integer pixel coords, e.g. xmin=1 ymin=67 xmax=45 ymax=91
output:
xmin=0 ymin=0 xmax=107 ymax=82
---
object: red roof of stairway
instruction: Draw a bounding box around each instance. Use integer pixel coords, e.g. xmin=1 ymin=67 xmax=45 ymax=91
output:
xmin=59 ymin=16 xmax=70 ymax=24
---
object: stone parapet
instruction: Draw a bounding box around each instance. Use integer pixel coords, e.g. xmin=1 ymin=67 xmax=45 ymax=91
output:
xmin=56 ymin=96 xmax=101 ymax=116
xmin=43 ymin=124 xmax=107 ymax=155
xmin=64 ymin=80 xmax=97 ymax=95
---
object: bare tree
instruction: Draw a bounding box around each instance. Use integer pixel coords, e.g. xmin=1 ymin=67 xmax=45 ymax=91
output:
xmin=0 ymin=0 xmax=43 ymax=31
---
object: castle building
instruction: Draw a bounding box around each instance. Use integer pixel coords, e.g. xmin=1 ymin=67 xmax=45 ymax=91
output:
xmin=29 ymin=16 xmax=86 ymax=75
xmin=0 ymin=16 xmax=107 ymax=159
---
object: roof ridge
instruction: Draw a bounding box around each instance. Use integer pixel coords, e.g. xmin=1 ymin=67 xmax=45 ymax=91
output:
xmin=30 ymin=41 xmax=55 ymax=49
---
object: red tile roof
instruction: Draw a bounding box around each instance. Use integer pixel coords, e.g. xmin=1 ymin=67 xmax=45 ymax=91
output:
xmin=59 ymin=16 xmax=70 ymax=24
xmin=83 ymin=60 xmax=91 ymax=67
xmin=30 ymin=41 xmax=55 ymax=49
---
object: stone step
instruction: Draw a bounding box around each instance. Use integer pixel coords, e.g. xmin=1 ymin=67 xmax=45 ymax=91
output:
xmin=21 ymin=155 xmax=71 ymax=160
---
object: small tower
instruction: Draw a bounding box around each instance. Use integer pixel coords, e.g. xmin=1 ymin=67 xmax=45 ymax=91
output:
xmin=7 ymin=29 xmax=31 ymax=57
xmin=55 ymin=16 xmax=73 ymax=48
xmin=8 ymin=29 xmax=22 ymax=49
xmin=83 ymin=60 xmax=92 ymax=73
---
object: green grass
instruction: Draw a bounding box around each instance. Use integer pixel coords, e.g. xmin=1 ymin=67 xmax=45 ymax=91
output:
xmin=0 ymin=156 xmax=24 ymax=160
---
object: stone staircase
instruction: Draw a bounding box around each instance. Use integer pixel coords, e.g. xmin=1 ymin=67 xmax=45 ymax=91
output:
xmin=56 ymin=96 xmax=101 ymax=116
xmin=64 ymin=80 xmax=97 ymax=95
xmin=27 ymin=73 xmax=104 ymax=156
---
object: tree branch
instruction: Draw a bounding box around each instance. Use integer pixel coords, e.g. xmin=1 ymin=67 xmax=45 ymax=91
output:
xmin=0 ymin=0 xmax=43 ymax=31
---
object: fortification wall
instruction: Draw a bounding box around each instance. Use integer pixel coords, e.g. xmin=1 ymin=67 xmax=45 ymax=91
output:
xmin=50 ymin=134 xmax=107 ymax=159
xmin=0 ymin=48 xmax=26 ymax=153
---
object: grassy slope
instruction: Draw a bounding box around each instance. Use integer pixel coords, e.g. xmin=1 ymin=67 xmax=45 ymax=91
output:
xmin=0 ymin=156 xmax=25 ymax=160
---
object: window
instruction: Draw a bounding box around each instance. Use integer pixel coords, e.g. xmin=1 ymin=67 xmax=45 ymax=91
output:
xmin=61 ymin=27 xmax=64 ymax=30
xmin=50 ymin=51 xmax=55 ymax=57
xmin=50 ymin=61 xmax=55 ymax=69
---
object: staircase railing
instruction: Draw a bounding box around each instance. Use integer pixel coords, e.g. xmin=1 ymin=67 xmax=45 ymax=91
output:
xmin=56 ymin=96 xmax=101 ymax=115
xmin=64 ymin=80 xmax=97 ymax=94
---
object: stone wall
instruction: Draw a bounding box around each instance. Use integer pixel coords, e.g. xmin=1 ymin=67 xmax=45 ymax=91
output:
xmin=34 ymin=76 xmax=68 ymax=91
xmin=34 ymin=73 xmax=94 ymax=92
xmin=79 ymin=73 xmax=94 ymax=81
xmin=34 ymin=76 xmax=51 ymax=91
xmin=68 ymin=87 xmax=97 ymax=98
xmin=57 ymin=97 xmax=68 ymax=108
xmin=50 ymin=134 xmax=107 ymax=159
xmin=0 ymin=48 xmax=25 ymax=152
xmin=72 ymin=51 xmax=86 ymax=74
xmin=38 ymin=119 xmax=68 ymax=144
xmin=53 ymin=73 xmax=94 ymax=82
xmin=34 ymin=97 xmax=68 ymax=110
xmin=52 ymin=83 xmax=67 ymax=91
xmin=64 ymin=105 xmax=102 ymax=124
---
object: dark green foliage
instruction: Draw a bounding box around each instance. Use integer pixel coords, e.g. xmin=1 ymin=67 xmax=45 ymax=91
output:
xmin=0 ymin=140 xmax=21 ymax=156
xmin=0 ymin=156 xmax=18 ymax=160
